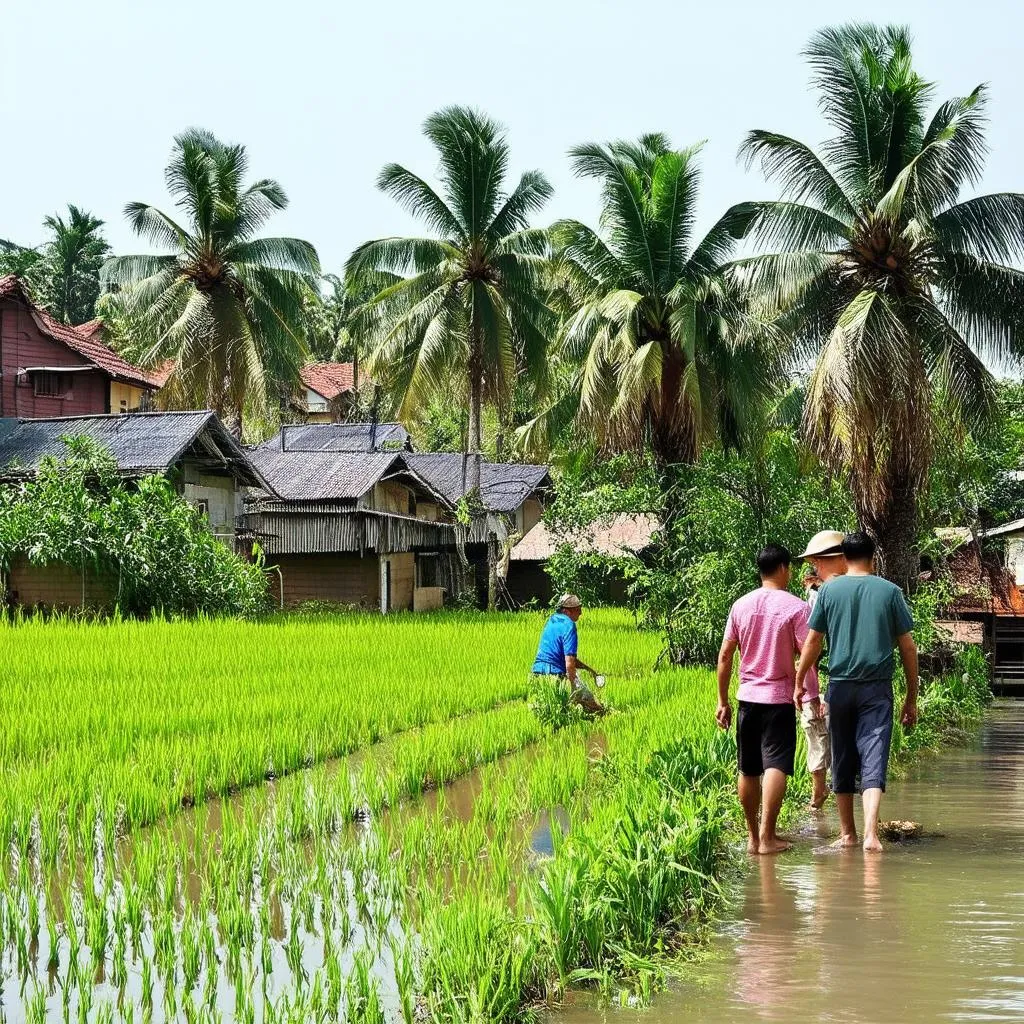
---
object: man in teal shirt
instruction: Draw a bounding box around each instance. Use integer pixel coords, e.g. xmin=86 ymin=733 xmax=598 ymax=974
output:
xmin=795 ymin=532 xmax=919 ymax=852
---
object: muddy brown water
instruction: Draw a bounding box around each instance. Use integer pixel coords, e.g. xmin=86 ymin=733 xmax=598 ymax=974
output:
xmin=556 ymin=700 xmax=1024 ymax=1024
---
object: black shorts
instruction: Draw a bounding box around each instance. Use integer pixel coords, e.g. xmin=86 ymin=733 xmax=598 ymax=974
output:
xmin=737 ymin=701 xmax=797 ymax=777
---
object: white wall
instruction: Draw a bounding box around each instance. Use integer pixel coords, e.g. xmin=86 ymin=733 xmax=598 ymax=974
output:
xmin=181 ymin=464 xmax=239 ymax=543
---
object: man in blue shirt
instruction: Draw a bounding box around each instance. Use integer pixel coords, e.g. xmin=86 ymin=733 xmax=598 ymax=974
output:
xmin=532 ymin=594 xmax=604 ymax=714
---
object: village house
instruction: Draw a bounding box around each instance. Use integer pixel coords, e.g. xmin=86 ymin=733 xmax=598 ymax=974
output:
xmin=0 ymin=276 xmax=158 ymax=416
xmin=941 ymin=520 xmax=1024 ymax=693
xmin=288 ymin=362 xmax=358 ymax=423
xmin=0 ymin=411 xmax=270 ymax=608
xmin=507 ymin=512 xmax=660 ymax=607
xmin=242 ymin=425 xmax=551 ymax=611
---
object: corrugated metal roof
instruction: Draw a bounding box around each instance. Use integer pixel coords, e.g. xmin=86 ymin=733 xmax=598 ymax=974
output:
xmin=248 ymin=448 xmax=401 ymax=501
xmin=511 ymin=512 xmax=661 ymax=561
xmin=0 ymin=411 xmax=268 ymax=488
xmin=259 ymin=422 xmax=411 ymax=453
xmin=403 ymin=453 xmax=550 ymax=512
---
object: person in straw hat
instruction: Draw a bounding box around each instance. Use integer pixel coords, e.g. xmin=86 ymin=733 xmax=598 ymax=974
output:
xmin=797 ymin=530 xmax=848 ymax=808
xmin=531 ymin=594 xmax=605 ymax=715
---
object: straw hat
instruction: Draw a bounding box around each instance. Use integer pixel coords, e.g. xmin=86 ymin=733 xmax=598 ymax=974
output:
xmin=799 ymin=530 xmax=846 ymax=559
xmin=557 ymin=593 xmax=582 ymax=609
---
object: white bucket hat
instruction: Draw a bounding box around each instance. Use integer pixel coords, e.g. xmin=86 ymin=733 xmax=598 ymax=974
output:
xmin=799 ymin=530 xmax=846 ymax=559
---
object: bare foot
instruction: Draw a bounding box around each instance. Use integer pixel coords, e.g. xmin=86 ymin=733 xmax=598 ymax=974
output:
xmin=758 ymin=837 xmax=793 ymax=855
xmin=832 ymin=833 xmax=859 ymax=848
xmin=811 ymin=787 xmax=831 ymax=810
xmin=863 ymin=835 xmax=883 ymax=853
xmin=747 ymin=838 xmax=760 ymax=855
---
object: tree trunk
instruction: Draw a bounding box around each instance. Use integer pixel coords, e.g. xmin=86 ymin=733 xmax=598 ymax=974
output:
xmin=859 ymin=470 xmax=919 ymax=591
xmin=467 ymin=346 xmax=483 ymax=493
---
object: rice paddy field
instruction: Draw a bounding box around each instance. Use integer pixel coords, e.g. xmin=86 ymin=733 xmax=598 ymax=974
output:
xmin=0 ymin=609 xmax=744 ymax=1023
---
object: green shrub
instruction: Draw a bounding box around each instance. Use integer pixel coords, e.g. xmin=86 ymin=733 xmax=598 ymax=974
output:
xmin=0 ymin=437 xmax=268 ymax=617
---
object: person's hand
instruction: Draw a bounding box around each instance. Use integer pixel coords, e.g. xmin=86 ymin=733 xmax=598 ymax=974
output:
xmin=715 ymin=702 xmax=732 ymax=730
xmin=901 ymin=698 xmax=919 ymax=730
xmin=806 ymin=696 xmax=824 ymax=720
xmin=793 ymin=679 xmax=806 ymax=711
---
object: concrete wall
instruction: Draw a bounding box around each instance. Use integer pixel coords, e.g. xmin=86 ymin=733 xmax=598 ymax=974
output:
xmin=518 ymin=498 xmax=543 ymax=536
xmin=384 ymin=551 xmax=415 ymax=611
xmin=273 ymin=554 xmax=380 ymax=607
xmin=109 ymin=381 xmax=150 ymax=413
xmin=181 ymin=465 xmax=238 ymax=542
xmin=413 ymin=586 xmax=445 ymax=612
xmin=7 ymin=556 xmax=114 ymax=610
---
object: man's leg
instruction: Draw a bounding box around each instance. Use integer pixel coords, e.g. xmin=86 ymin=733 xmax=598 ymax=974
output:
xmin=857 ymin=681 xmax=895 ymax=853
xmin=801 ymin=706 xmax=830 ymax=809
xmin=862 ymin=788 xmax=884 ymax=852
xmin=738 ymin=774 xmax=762 ymax=855
xmin=758 ymin=704 xmax=795 ymax=854
xmin=759 ymin=768 xmax=791 ymax=854
xmin=736 ymin=702 xmax=762 ymax=854
xmin=835 ymin=793 xmax=858 ymax=846
xmin=828 ymin=683 xmax=859 ymax=847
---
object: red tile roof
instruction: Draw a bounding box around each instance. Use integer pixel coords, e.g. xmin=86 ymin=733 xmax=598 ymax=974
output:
xmin=299 ymin=362 xmax=355 ymax=401
xmin=0 ymin=275 xmax=158 ymax=390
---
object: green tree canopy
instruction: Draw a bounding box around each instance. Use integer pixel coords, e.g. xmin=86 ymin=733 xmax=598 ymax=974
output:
xmin=348 ymin=106 xmax=554 ymax=473
xmin=520 ymin=135 xmax=779 ymax=469
xmin=729 ymin=23 xmax=1024 ymax=586
xmin=102 ymin=129 xmax=320 ymax=433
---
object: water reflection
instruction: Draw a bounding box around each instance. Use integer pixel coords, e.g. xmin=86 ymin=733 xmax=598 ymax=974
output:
xmin=555 ymin=702 xmax=1024 ymax=1024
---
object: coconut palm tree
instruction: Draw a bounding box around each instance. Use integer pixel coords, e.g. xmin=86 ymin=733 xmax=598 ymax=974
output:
xmin=347 ymin=106 xmax=554 ymax=482
xmin=519 ymin=135 xmax=778 ymax=469
xmin=102 ymin=129 xmax=320 ymax=432
xmin=37 ymin=205 xmax=111 ymax=325
xmin=728 ymin=23 xmax=1024 ymax=587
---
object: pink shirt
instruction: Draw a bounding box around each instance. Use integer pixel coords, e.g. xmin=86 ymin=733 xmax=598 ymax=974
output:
xmin=724 ymin=587 xmax=819 ymax=704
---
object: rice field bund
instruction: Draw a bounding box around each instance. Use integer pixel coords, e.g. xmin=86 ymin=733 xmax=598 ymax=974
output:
xmin=0 ymin=610 xmax=743 ymax=1023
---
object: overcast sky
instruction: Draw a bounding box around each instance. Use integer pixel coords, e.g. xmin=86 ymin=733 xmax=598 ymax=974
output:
xmin=2 ymin=0 xmax=1020 ymax=273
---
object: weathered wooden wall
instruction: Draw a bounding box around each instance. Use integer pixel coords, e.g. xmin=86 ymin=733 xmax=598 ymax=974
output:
xmin=0 ymin=300 xmax=111 ymax=417
xmin=7 ymin=556 xmax=114 ymax=609
xmin=273 ymin=553 xmax=380 ymax=607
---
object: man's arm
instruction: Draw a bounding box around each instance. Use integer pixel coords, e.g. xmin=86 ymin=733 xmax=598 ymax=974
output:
xmin=565 ymin=654 xmax=579 ymax=684
xmin=897 ymin=632 xmax=919 ymax=728
xmin=793 ymin=608 xmax=822 ymax=716
xmin=716 ymin=638 xmax=738 ymax=729
xmin=795 ymin=630 xmax=825 ymax=707
xmin=565 ymin=654 xmax=595 ymax=683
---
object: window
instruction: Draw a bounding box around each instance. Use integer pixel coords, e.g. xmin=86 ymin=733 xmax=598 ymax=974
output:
xmin=417 ymin=553 xmax=440 ymax=588
xmin=32 ymin=372 xmax=67 ymax=398
xmin=407 ymin=492 xmax=417 ymax=516
xmin=193 ymin=499 xmax=210 ymax=518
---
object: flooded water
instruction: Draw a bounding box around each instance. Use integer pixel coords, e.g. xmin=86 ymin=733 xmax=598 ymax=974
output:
xmin=558 ymin=701 xmax=1024 ymax=1024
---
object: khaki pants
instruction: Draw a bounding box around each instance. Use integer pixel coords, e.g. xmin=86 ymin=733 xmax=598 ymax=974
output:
xmin=801 ymin=704 xmax=831 ymax=773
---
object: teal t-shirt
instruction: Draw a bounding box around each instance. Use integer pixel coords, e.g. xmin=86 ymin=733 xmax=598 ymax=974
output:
xmin=807 ymin=574 xmax=914 ymax=682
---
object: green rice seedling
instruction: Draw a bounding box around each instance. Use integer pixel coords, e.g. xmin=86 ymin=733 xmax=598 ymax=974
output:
xmin=25 ymin=980 xmax=47 ymax=1024
xmin=390 ymin=936 xmax=417 ymax=1024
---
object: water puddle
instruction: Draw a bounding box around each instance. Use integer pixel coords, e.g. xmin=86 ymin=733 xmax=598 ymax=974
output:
xmin=553 ymin=700 xmax=1024 ymax=1024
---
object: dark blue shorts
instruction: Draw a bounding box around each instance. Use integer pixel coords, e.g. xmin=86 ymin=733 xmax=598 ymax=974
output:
xmin=828 ymin=679 xmax=894 ymax=793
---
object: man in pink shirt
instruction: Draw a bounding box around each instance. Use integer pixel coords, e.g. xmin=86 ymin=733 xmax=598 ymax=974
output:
xmin=716 ymin=544 xmax=822 ymax=855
